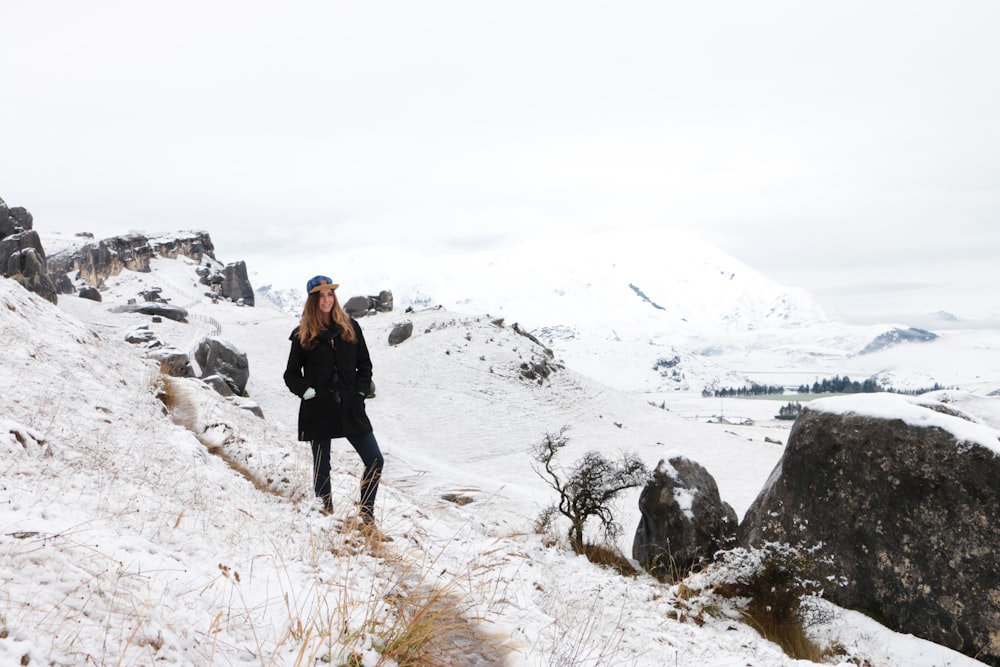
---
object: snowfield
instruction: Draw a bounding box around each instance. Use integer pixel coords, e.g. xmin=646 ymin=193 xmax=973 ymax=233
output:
xmin=2 ymin=238 xmax=997 ymax=665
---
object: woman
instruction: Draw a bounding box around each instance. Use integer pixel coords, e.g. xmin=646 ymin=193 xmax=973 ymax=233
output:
xmin=283 ymin=275 xmax=385 ymax=532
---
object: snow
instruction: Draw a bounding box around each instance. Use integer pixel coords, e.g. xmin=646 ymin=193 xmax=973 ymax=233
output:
xmin=2 ymin=233 xmax=997 ymax=665
xmin=809 ymin=394 xmax=1000 ymax=454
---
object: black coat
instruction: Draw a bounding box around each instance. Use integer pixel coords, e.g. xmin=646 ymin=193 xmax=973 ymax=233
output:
xmin=283 ymin=319 xmax=374 ymax=441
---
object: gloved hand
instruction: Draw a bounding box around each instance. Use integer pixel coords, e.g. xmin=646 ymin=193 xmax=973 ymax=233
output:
xmin=302 ymin=387 xmax=316 ymax=400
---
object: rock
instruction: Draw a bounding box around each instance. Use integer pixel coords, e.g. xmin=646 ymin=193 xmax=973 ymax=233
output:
xmin=388 ymin=320 xmax=413 ymax=346
xmin=738 ymin=395 xmax=1000 ymax=665
xmin=8 ymin=206 xmax=33 ymax=231
xmin=220 ymin=260 xmax=254 ymax=306
xmin=344 ymin=295 xmax=372 ymax=317
xmin=148 ymin=348 xmax=195 ymax=378
xmin=110 ymin=303 xmax=189 ymax=322
xmin=633 ymin=456 xmax=737 ymax=580
xmin=376 ymin=290 xmax=393 ymax=312
xmin=0 ymin=229 xmax=58 ymax=304
xmin=227 ymin=395 xmax=264 ymax=418
xmin=79 ymin=286 xmax=102 ymax=302
xmin=193 ymin=336 xmax=249 ymax=395
xmin=47 ymin=231 xmax=215 ymax=289
xmin=0 ymin=197 xmax=12 ymax=238
xmin=124 ymin=326 xmax=158 ymax=344
xmin=202 ymin=374 xmax=235 ymax=396
xmin=344 ymin=290 xmax=394 ymax=317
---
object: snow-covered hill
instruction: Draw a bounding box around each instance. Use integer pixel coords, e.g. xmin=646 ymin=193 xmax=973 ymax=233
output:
xmin=1 ymin=234 xmax=993 ymax=665
xmin=251 ymin=228 xmax=1000 ymax=397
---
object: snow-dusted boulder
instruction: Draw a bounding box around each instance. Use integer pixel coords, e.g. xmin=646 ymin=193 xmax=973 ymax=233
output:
xmin=149 ymin=347 xmax=195 ymax=378
xmin=220 ymin=260 xmax=254 ymax=306
xmin=193 ymin=336 xmax=249 ymax=395
xmin=738 ymin=394 xmax=1000 ymax=665
xmin=110 ymin=302 xmax=188 ymax=322
xmin=79 ymin=285 xmax=102 ymax=302
xmin=633 ymin=456 xmax=737 ymax=580
xmin=388 ymin=320 xmax=413 ymax=346
xmin=344 ymin=295 xmax=372 ymax=317
xmin=0 ymin=226 xmax=58 ymax=304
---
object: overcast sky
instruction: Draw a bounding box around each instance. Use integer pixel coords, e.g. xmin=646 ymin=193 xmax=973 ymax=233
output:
xmin=3 ymin=1 xmax=998 ymax=323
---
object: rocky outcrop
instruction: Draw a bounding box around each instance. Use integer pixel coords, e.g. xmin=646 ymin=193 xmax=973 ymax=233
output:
xmin=344 ymin=290 xmax=394 ymax=317
xmin=0 ymin=197 xmax=58 ymax=304
xmin=860 ymin=326 xmax=938 ymax=354
xmin=193 ymin=336 xmax=250 ymax=396
xmin=738 ymin=395 xmax=1000 ymax=665
xmin=633 ymin=456 xmax=737 ymax=580
xmin=47 ymin=231 xmax=215 ymax=290
xmin=219 ymin=261 xmax=254 ymax=306
xmin=344 ymin=295 xmax=371 ymax=317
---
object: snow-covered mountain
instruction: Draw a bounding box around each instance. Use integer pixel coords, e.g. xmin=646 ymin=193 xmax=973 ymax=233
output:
xmin=252 ymin=228 xmax=999 ymax=397
xmin=3 ymin=230 xmax=996 ymax=665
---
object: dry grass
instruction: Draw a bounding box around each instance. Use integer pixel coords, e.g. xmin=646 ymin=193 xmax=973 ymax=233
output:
xmin=580 ymin=542 xmax=640 ymax=577
xmin=711 ymin=543 xmax=832 ymax=661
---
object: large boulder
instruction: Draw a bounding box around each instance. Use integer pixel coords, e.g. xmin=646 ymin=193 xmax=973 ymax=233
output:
xmin=344 ymin=290 xmax=394 ymax=317
xmin=388 ymin=320 xmax=413 ymax=346
xmin=110 ymin=302 xmax=189 ymax=322
xmin=193 ymin=336 xmax=250 ymax=395
xmin=79 ymin=286 xmax=102 ymax=302
xmin=344 ymin=295 xmax=372 ymax=317
xmin=0 ymin=229 xmax=58 ymax=304
xmin=220 ymin=260 xmax=254 ymax=306
xmin=738 ymin=394 xmax=1000 ymax=665
xmin=633 ymin=456 xmax=737 ymax=580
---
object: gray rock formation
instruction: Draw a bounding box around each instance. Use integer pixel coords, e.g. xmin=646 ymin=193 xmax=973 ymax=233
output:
xmin=344 ymin=290 xmax=394 ymax=318
xmin=47 ymin=231 xmax=215 ymax=289
xmin=110 ymin=303 xmax=189 ymax=322
xmin=633 ymin=456 xmax=737 ymax=580
xmin=388 ymin=320 xmax=413 ymax=346
xmin=738 ymin=397 xmax=1000 ymax=665
xmin=220 ymin=260 xmax=254 ymax=306
xmin=344 ymin=295 xmax=371 ymax=317
xmin=193 ymin=336 xmax=249 ymax=395
xmin=202 ymin=374 xmax=235 ymax=397
xmin=8 ymin=206 xmax=32 ymax=230
xmin=376 ymin=289 xmax=393 ymax=312
xmin=0 ymin=197 xmax=58 ymax=304
xmin=79 ymin=286 xmax=102 ymax=302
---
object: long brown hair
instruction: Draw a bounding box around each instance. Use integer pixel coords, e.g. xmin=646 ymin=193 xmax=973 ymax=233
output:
xmin=298 ymin=290 xmax=356 ymax=348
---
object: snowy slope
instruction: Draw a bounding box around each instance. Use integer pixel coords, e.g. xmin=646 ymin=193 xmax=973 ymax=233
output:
xmin=1 ymin=239 xmax=993 ymax=665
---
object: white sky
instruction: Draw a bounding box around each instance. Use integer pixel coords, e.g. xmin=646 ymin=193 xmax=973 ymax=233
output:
xmin=2 ymin=1 xmax=998 ymax=322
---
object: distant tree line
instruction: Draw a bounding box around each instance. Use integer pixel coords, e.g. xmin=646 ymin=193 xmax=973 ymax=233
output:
xmin=798 ymin=375 xmax=881 ymax=394
xmin=797 ymin=375 xmax=949 ymax=396
xmin=703 ymin=375 xmax=950 ymax=399
xmin=703 ymin=383 xmax=785 ymax=398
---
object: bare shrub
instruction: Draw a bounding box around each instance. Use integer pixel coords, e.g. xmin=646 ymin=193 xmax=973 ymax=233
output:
xmin=531 ymin=427 xmax=649 ymax=558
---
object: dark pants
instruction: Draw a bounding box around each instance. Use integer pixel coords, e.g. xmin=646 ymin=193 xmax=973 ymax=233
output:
xmin=310 ymin=432 xmax=384 ymax=518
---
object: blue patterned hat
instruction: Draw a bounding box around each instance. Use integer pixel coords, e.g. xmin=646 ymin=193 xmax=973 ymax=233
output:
xmin=306 ymin=275 xmax=339 ymax=295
